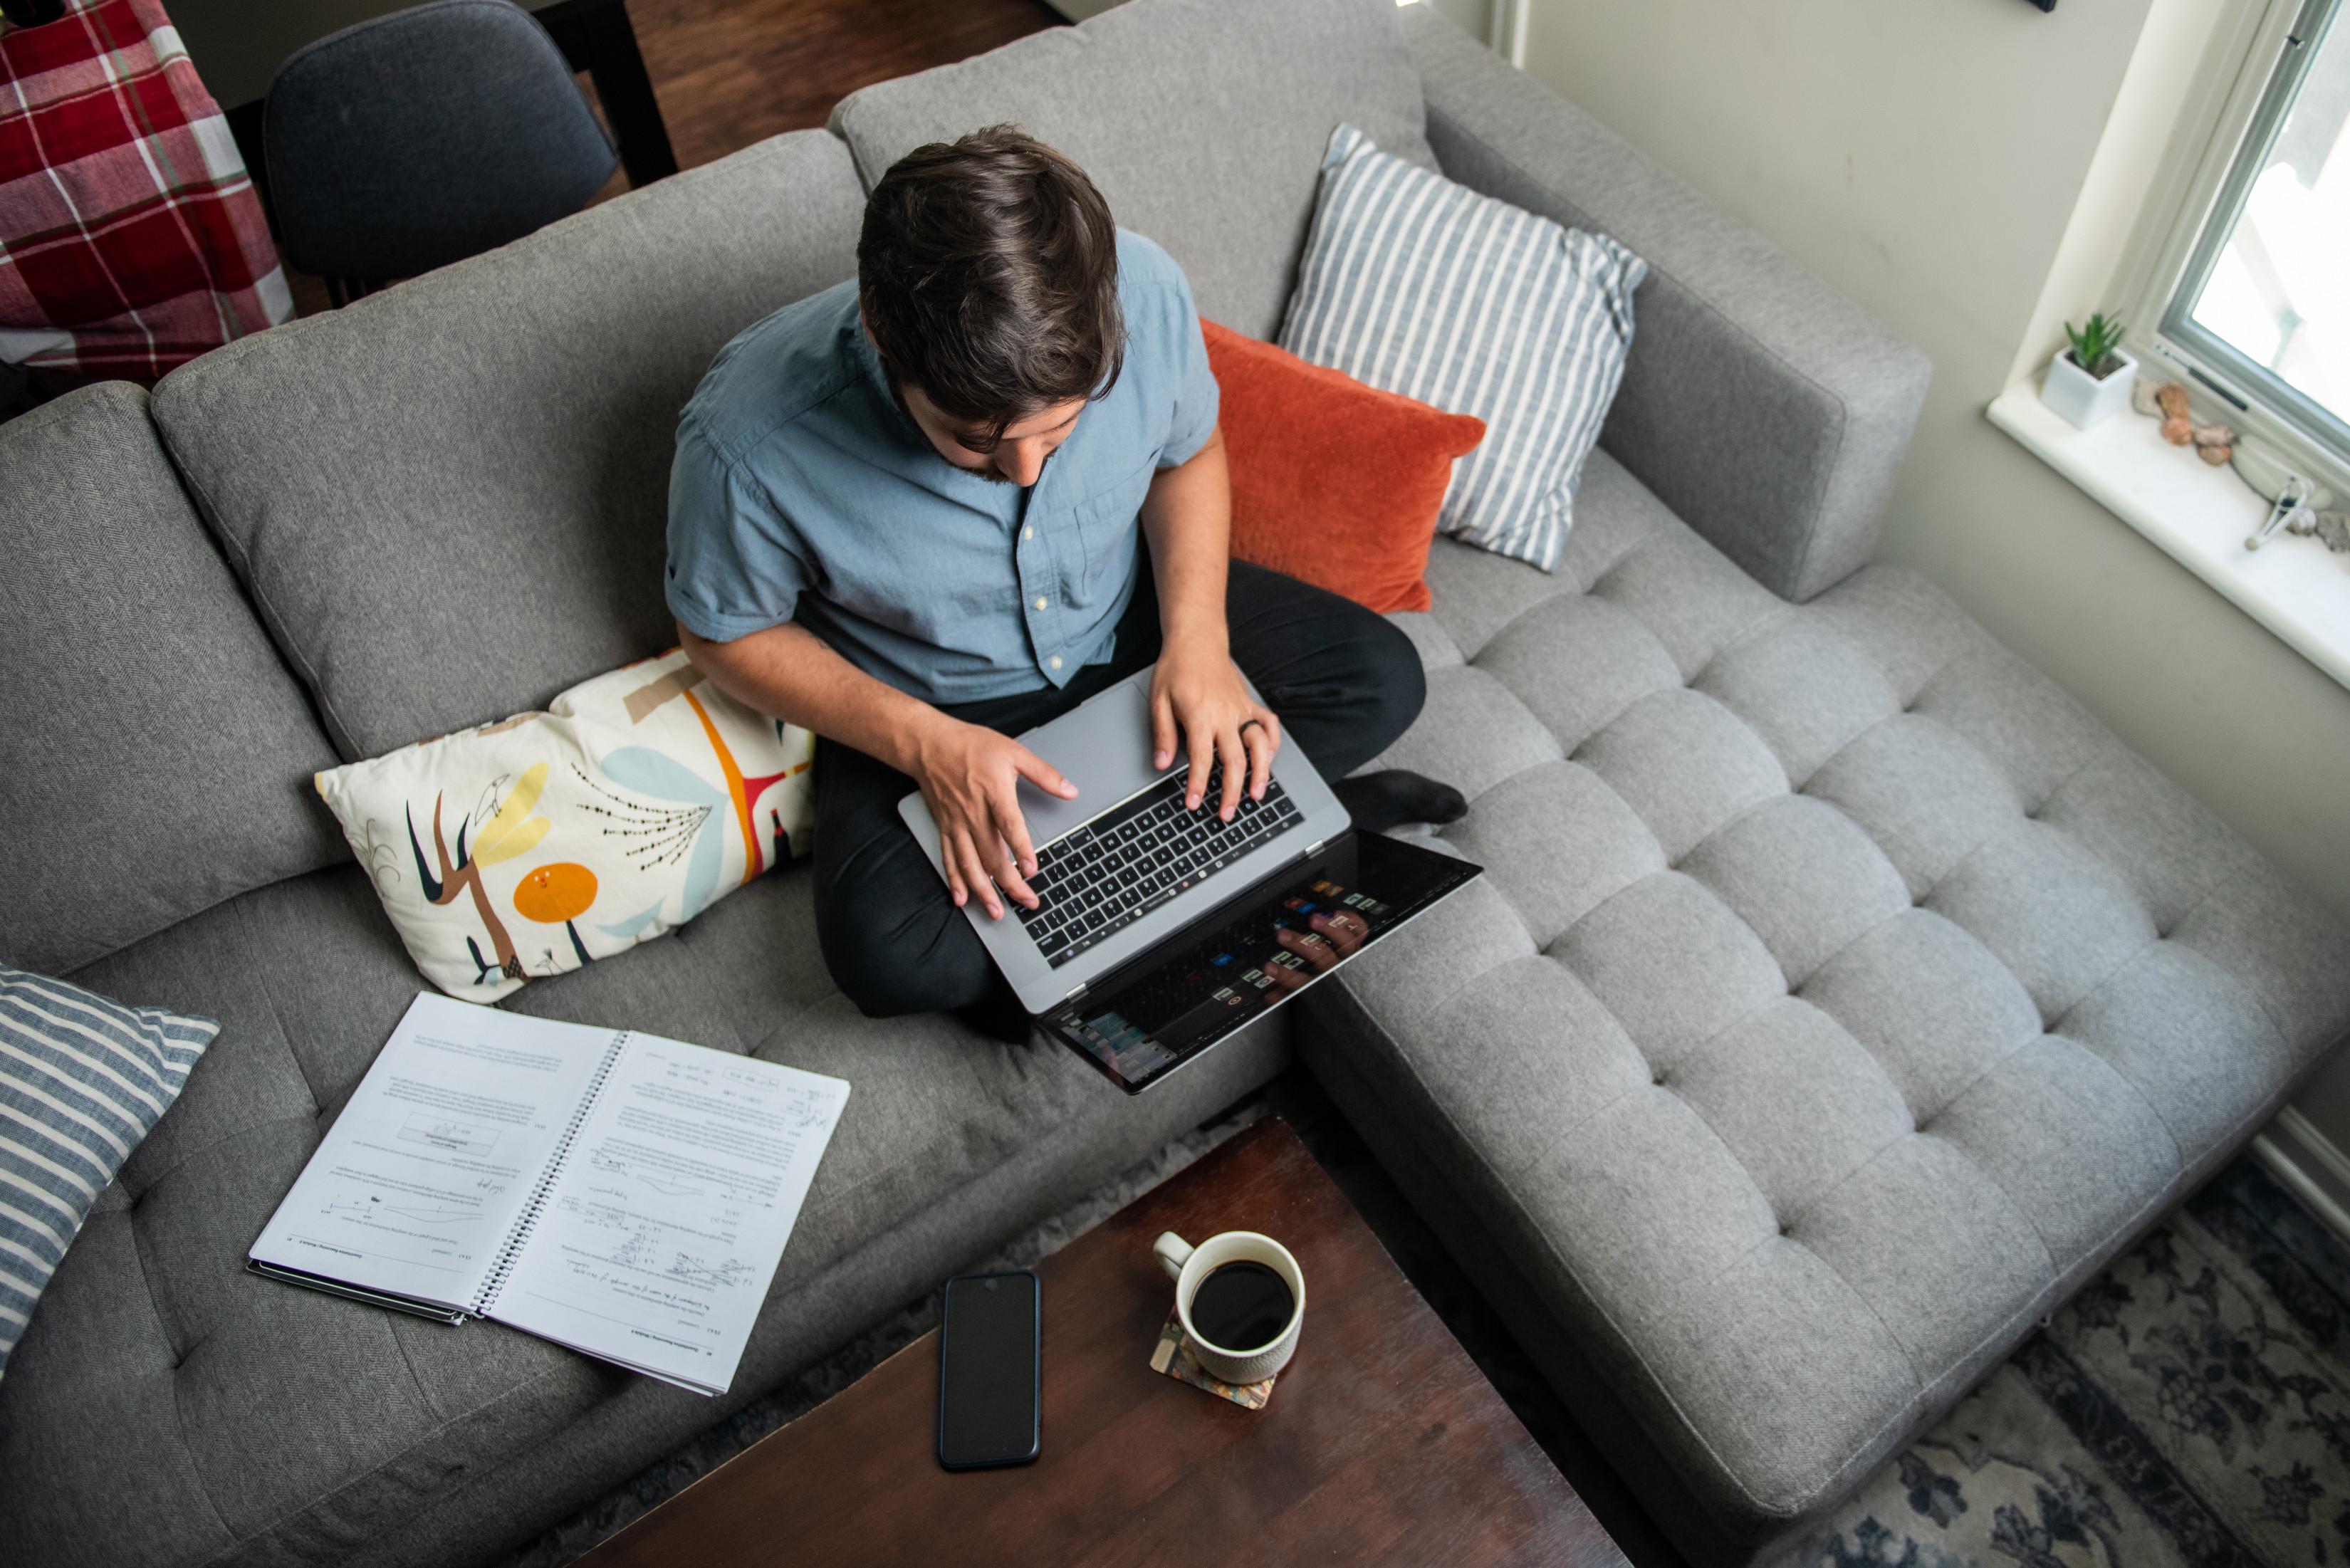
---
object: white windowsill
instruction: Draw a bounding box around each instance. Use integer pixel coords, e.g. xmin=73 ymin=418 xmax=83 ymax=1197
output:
xmin=1988 ymin=378 xmax=2350 ymax=694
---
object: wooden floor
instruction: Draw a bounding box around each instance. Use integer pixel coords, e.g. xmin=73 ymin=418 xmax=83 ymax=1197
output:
xmin=285 ymin=0 xmax=1062 ymax=316
xmin=630 ymin=0 xmax=1064 ymax=171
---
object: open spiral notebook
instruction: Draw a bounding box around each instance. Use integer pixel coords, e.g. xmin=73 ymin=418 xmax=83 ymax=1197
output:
xmin=248 ymin=993 xmax=850 ymax=1396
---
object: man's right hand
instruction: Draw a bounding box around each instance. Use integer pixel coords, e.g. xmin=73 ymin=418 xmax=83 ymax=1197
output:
xmin=909 ymin=713 xmax=1077 ymax=921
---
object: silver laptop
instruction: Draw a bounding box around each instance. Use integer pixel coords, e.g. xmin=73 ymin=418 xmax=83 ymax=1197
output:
xmin=898 ymin=665 xmax=1348 ymax=1013
xmin=898 ymin=664 xmax=1483 ymax=1093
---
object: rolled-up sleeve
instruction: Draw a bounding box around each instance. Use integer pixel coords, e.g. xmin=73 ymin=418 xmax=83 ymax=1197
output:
xmin=665 ymin=422 xmax=811 ymax=643
xmin=1146 ymin=249 xmax=1220 ymax=470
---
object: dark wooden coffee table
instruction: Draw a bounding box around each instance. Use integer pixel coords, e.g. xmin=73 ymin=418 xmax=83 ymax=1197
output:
xmin=576 ymin=1117 xmax=1628 ymax=1567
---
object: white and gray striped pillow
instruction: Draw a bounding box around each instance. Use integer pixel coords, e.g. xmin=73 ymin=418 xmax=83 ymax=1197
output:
xmin=1280 ymin=124 xmax=1646 ymax=572
xmin=0 ymin=969 xmax=216 ymax=1375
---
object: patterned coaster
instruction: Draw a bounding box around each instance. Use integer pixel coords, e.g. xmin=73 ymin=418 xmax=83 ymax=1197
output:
xmin=1149 ymin=1310 xmax=1277 ymax=1409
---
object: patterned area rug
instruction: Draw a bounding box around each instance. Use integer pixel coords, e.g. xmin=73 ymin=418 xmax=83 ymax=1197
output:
xmin=1775 ymin=1161 xmax=2350 ymax=1568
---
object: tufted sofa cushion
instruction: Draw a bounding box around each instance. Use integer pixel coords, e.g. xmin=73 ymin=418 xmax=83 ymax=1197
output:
xmin=0 ymin=383 xmax=348 ymax=976
xmin=1303 ymin=449 xmax=2350 ymax=1562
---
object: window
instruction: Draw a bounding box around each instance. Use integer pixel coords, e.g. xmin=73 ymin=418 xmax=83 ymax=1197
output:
xmin=2134 ymin=0 xmax=2350 ymax=494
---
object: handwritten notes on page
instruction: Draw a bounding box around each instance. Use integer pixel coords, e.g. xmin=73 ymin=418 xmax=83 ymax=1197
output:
xmin=489 ymin=1037 xmax=850 ymax=1394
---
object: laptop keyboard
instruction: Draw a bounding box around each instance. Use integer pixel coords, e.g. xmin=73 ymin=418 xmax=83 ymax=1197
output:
xmin=1015 ymin=761 xmax=1304 ymax=969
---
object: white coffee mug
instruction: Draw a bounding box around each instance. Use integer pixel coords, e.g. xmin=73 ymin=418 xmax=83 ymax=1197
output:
xmin=1152 ymin=1229 xmax=1305 ymax=1384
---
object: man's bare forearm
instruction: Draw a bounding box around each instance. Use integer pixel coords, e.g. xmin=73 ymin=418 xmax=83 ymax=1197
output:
xmin=1134 ymin=424 xmax=1277 ymax=810
xmin=678 ymin=620 xmax=944 ymax=775
xmin=1139 ymin=425 xmax=1230 ymax=654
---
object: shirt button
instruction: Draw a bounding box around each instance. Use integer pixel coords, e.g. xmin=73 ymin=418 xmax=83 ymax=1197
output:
xmin=1034 ymin=596 xmax=1048 ymax=611
xmin=1050 ymin=656 xmax=1064 ymax=671
xmin=1023 ymin=527 xmax=1035 ymax=540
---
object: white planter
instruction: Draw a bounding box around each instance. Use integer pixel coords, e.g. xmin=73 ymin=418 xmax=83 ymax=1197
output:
xmin=2040 ymin=345 xmax=2138 ymax=430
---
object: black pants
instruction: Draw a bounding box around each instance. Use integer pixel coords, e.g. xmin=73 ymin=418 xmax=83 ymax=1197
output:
xmin=812 ymin=560 xmax=1426 ymax=1020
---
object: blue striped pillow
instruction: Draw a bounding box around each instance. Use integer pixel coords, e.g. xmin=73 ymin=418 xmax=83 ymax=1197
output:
xmin=1280 ymin=124 xmax=1646 ymax=573
xmin=0 ymin=969 xmax=216 ymax=1376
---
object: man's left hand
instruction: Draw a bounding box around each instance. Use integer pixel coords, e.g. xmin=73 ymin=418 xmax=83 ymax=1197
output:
xmin=1149 ymin=633 xmax=1280 ymax=820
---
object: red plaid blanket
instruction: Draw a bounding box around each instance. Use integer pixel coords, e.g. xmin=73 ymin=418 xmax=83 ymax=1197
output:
xmin=0 ymin=0 xmax=288 ymax=381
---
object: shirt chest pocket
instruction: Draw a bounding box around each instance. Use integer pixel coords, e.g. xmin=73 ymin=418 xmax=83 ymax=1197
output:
xmin=1065 ymin=458 xmax=1155 ymax=588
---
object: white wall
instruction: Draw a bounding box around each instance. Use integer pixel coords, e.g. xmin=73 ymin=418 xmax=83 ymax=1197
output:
xmin=1513 ymin=0 xmax=2350 ymax=1164
xmin=1429 ymin=0 xmax=1495 ymax=46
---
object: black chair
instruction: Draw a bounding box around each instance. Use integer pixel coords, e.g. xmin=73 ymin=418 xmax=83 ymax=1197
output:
xmin=263 ymin=0 xmax=619 ymax=304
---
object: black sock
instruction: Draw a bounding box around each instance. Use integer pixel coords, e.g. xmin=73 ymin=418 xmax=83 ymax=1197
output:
xmin=1332 ymin=770 xmax=1468 ymax=835
xmin=954 ymin=983 xmax=1034 ymax=1045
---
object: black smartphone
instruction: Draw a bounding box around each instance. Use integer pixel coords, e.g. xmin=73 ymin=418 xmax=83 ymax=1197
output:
xmin=936 ymin=1270 xmax=1041 ymax=1469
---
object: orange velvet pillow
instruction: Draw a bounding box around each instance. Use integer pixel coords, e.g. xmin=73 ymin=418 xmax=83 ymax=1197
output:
xmin=1202 ymin=319 xmax=1485 ymax=615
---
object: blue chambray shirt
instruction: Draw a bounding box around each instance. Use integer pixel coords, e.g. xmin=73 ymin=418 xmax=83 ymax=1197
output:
xmin=664 ymin=230 xmax=1220 ymax=706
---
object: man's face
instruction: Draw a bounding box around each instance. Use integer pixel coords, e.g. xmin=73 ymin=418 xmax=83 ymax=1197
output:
xmin=899 ymin=381 xmax=1087 ymax=488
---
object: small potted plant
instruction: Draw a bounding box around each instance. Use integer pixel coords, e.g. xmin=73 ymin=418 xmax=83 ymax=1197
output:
xmin=2042 ymin=312 xmax=2137 ymax=429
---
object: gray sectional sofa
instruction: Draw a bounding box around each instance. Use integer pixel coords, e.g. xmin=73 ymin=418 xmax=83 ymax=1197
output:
xmin=1 ymin=2 xmax=2343 ymax=1567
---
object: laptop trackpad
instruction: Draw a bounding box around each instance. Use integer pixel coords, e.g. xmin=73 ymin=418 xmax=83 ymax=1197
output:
xmin=1013 ymin=674 xmax=1170 ymax=847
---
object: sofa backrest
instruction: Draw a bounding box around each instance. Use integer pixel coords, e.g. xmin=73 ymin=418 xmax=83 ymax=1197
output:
xmin=828 ymin=0 xmax=1436 ymax=345
xmin=0 ymin=384 xmax=348 ymax=976
xmin=1398 ymin=6 xmax=1930 ymax=604
xmin=148 ymin=130 xmax=866 ymax=764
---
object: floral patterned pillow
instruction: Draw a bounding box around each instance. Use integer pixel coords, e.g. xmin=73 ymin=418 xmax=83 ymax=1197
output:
xmin=315 ymin=649 xmax=815 ymax=1001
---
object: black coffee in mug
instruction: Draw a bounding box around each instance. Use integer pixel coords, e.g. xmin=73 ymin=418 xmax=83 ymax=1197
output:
xmin=1188 ymin=1260 xmax=1295 ymax=1351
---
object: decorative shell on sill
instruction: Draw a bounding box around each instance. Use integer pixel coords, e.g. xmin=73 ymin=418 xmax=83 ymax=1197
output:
xmin=2133 ymin=378 xmax=2236 ymax=464
xmin=2122 ymin=378 xmax=2347 ymax=549
xmin=2284 ymin=508 xmax=2350 ymax=553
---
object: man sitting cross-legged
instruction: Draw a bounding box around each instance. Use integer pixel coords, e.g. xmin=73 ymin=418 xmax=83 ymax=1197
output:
xmin=667 ymin=125 xmax=1464 ymax=1040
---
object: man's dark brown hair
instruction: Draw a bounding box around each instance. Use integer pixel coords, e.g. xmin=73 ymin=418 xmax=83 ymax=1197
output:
xmin=857 ymin=125 xmax=1124 ymax=449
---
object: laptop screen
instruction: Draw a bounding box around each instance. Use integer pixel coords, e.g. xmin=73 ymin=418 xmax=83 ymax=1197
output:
xmin=1043 ymin=834 xmax=1482 ymax=1094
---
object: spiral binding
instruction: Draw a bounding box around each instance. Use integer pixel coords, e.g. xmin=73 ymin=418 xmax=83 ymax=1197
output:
xmin=468 ymin=1030 xmax=630 ymax=1319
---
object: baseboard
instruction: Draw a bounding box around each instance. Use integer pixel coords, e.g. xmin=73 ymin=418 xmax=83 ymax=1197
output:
xmin=2249 ymin=1106 xmax=2350 ymax=1248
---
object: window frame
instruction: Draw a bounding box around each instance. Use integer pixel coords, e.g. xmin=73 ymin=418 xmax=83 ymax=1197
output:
xmin=2124 ymin=0 xmax=2350 ymax=500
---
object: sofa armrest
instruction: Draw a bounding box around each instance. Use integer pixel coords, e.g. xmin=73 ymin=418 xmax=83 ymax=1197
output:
xmin=1399 ymin=6 xmax=1929 ymax=603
